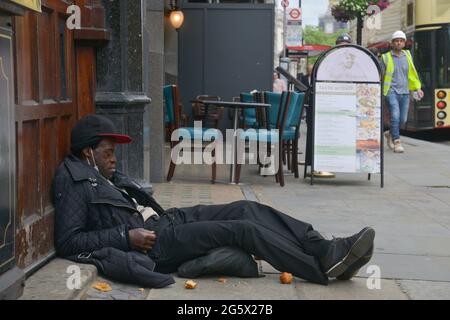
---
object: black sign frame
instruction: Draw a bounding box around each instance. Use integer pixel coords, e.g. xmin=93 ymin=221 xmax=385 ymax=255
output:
xmin=307 ymin=44 xmax=385 ymax=188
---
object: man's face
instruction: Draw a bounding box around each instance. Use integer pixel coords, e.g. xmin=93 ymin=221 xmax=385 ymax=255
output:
xmin=392 ymin=38 xmax=406 ymax=51
xmin=88 ymin=138 xmax=117 ymax=179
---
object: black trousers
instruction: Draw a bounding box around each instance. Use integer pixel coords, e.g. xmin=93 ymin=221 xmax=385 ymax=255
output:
xmin=146 ymin=200 xmax=329 ymax=284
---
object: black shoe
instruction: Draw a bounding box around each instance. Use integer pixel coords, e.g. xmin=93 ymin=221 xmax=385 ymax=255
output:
xmin=320 ymin=227 xmax=375 ymax=278
xmin=336 ymin=245 xmax=374 ymax=280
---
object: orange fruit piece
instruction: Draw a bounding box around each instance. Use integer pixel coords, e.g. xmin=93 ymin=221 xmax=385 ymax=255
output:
xmin=185 ymin=280 xmax=197 ymax=289
xmin=218 ymin=278 xmax=227 ymax=284
xmin=280 ymin=272 xmax=293 ymax=284
xmin=92 ymin=282 xmax=112 ymax=292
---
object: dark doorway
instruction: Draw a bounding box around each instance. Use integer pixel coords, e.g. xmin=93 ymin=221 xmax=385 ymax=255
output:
xmin=178 ymin=2 xmax=274 ymax=130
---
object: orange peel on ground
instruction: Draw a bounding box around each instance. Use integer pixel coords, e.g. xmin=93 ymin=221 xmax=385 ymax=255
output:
xmin=185 ymin=280 xmax=197 ymax=289
xmin=92 ymin=282 xmax=112 ymax=292
xmin=280 ymin=272 xmax=293 ymax=284
xmin=218 ymin=278 xmax=227 ymax=284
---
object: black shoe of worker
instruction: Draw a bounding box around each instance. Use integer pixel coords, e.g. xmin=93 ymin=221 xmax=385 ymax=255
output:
xmin=320 ymin=227 xmax=375 ymax=278
xmin=336 ymin=245 xmax=374 ymax=281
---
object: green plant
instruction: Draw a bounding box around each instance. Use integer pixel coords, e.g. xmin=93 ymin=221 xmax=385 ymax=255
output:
xmin=331 ymin=0 xmax=390 ymax=44
xmin=303 ymin=26 xmax=349 ymax=47
xmin=331 ymin=0 xmax=390 ymax=22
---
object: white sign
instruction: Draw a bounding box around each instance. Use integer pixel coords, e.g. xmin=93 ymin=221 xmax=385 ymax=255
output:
xmin=285 ymin=8 xmax=302 ymax=47
xmin=316 ymin=47 xmax=379 ymax=82
xmin=314 ymin=82 xmax=381 ymax=173
xmin=286 ymin=24 xmax=302 ymax=47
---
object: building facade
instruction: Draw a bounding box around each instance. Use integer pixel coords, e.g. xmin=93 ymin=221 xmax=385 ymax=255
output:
xmin=0 ymin=0 xmax=166 ymax=298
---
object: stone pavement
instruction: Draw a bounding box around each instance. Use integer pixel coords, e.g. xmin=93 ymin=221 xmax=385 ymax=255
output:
xmin=20 ymin=127 xmax=450 ymax=300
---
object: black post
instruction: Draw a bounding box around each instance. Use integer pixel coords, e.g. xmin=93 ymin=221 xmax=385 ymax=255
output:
xmin=356 ymin=14 xmax=363 ymax=46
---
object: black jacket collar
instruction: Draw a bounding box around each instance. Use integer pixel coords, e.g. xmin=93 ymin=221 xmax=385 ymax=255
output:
xmin=62 ymin=154 xmax=165 ymax=215
xmin=64 ymin=154 xmax=137 ymax=189
xmin=64 ymin=154 xmax=102 ymax=182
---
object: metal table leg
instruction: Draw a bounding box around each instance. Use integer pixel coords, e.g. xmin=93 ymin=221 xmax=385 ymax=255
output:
xmin=230 ymin=108 xmax=239 ymax=184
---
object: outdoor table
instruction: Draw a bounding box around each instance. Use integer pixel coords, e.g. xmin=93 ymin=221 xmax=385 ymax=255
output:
xmin=190 ymin=99 xmax=270 ymax=184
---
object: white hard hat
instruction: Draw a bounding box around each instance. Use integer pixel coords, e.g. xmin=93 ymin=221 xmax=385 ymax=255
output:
xmin=392 ymin=30 xmax=406 ymax=41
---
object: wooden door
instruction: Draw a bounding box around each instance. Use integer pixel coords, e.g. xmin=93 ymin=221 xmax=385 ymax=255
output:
xmin=13 ymin=0 xmax=79 ymax=270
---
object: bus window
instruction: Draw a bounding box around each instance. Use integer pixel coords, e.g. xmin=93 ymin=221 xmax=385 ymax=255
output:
xmin=414 ymin=32 xmax=432 ymax=105
xmin=435 ymin=27 xmax=450 ymax=89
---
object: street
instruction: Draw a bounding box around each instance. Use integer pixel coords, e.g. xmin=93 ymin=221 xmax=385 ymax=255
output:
xmin=21 ymin=125 xmax=450 ymax=300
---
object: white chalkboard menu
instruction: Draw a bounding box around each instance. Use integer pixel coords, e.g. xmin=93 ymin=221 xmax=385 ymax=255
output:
xmin=310 ymin=45 xmax=384 ymax=186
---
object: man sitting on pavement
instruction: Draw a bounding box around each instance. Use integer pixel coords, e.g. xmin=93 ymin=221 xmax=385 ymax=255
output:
xmin=52 ymin=114 xmax=375 ymax=286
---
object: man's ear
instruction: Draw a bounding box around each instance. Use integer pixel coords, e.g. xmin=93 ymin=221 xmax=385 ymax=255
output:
xmin=81 ymin=147 xmax=91 ymax=160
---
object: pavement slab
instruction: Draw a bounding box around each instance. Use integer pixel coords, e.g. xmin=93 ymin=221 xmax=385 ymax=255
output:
xmin=145 ymin=273 xmax=408 ymax=300
xmin=397 ymin=280 xmax=450 ymax=300
xmin=20 ymin=258 xmax=97 ymax=300
xmin=82 ymin=275 xmax=150 ymax=300
xmin=147 ymin=274 xmax=299 ymax=300
xmin=294 ymin=278 xmax=408 ymax=300
xmin=152 ymin=182 xmax=245 ymax=209
xmin=21 ymin=127 xmax=450 ymax=299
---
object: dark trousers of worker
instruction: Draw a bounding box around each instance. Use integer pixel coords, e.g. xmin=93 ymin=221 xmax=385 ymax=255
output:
xmin=146 ymin=200 xmax=329 ymax=285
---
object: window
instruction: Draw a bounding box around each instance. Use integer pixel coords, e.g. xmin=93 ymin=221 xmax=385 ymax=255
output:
xmin=407 ymin=2 xmax=414 ymax=27
xmin=435 ymin=27 xmax=450 ymax=89
xmin=414 ymin=31 xmax=432 ymax=104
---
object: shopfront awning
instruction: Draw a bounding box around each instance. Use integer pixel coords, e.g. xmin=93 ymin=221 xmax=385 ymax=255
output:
xmin=286 ymin=44 xmax=332 ymax=57
xmin=287 ymin=45 xmax=332 ymax=52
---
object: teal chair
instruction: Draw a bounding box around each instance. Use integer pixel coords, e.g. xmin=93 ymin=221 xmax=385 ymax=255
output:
xmin=163 ymin=85 xmax=175 ymax=132
xmin=164 ymin=85 xmax=220 ymax=183
xmin=235 ymin=91 xmax=292 ymax=187
xmin=164 ymin=85 xmax=189 ymax=141
xmin=192 ymin=94 xmax=223 ymax=129
xmin=260 ymin=91 xmax=304 ymax=177
xmin=261 ymin=91 xmax=299 ymax=176
xmin=239 ymin=92 xmax=257 ymax=128
xmin=280 ymin=92 xmax=305 ymax=178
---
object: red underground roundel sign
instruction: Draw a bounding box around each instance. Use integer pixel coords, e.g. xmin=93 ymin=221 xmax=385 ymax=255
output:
xmin=289 ymin=8 xmax=301 ymax=20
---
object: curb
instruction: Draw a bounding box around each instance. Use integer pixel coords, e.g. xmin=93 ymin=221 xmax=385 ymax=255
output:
xmin=20 ymin=258 xmax=98 ymax=300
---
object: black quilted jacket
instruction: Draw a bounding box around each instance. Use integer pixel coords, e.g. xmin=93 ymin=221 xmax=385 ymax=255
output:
xmin=52 ymin=154 xmax=165 ymax=257
xmin=52 ymin=155 xmax=175 ymax=288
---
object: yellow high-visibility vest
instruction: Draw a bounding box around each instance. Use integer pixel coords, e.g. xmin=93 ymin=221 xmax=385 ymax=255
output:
xmin=382 ymin=50 xmax=421 ymax=96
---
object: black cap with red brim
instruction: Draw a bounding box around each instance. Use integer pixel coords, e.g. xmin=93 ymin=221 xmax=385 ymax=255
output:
xmin=97 ymin=133 xmax=132 ymax=144
xmin=71 ymin=114 xmax=132 ymax=152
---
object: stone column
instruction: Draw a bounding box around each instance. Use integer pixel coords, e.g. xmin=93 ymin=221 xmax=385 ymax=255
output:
xmin=96 ymin=0 xmax=151 ymax=182
xmin=143 ymin=0 xmax=165 ymax=183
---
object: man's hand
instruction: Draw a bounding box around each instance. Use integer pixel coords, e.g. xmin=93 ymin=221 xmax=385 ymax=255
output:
xmin=129 ymin=228 xmax=156 ymax=254
xmin=418 ymin=89 xmax=424 ymax=98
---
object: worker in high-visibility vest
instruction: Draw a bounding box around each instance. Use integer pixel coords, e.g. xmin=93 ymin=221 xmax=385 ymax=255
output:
xmin=381 ymin=31 xmax=424 ymax=153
